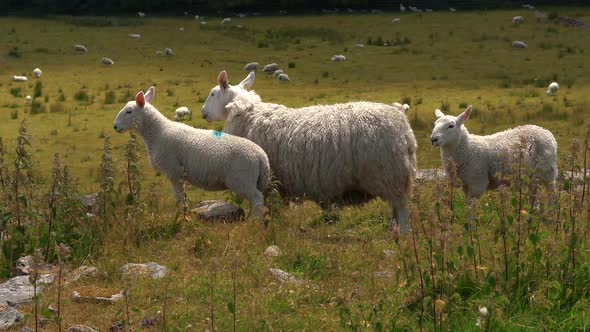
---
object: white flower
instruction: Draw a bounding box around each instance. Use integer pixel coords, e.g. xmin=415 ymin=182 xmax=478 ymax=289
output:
xmin=479 ymin=306 xmax=489 ymax=317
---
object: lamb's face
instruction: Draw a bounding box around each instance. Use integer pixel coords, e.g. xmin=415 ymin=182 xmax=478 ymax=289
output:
xmin=113 ymin=101 xmax=141 ymax=133
xmin=430 ymin=106 xmax=472 ymax=148
xmin=201 ymin=70 xmax=255 ymax=122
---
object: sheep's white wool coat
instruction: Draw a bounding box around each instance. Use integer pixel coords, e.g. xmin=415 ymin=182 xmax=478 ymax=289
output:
xmin=440 ymin=125 xmax=557 ymax=195
xmin=223 ymin=91 xmax=417 ymax=206
xmin=128 ymin=103 xmax=269 ymax=202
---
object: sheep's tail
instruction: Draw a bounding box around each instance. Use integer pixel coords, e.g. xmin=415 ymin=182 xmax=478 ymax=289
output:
xmin=257 ymin=153 xmax=271 ymax=193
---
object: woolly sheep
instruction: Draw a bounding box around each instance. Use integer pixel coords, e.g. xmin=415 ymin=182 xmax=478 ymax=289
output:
xmin=546 ymin=82 xmax=559 ymax=96
xmin=331 ymin=54 xmax=346 ymax=62
xmin=273 ymin=69 xmax=284 ymax=77
xmin=392 ymin=18 xmax=400 ymax=23
xmin=179 ymin=27 xmax=185 ymax=31
xmin=512 ymin=41 xmax=528 ymax=48
xmin=263 ymin=63 xmax=279 ymax=73
xmin=101 ymin=57 xmax=115 ymax=66
xmin=33 ymin=68 xmax=42 ymax=78
xmin=12 ymin=75 xmax=28 ymax=82
xmin=512 ymin=16 xmax=525 ymax=24
xmin=355 ymin=43 xmax=365 ymax=48
xmin=221 ymin=17 xmax=232 ymax=24
xmin=244 ymin=62 xmax=259 ymax=71
xmin=25 ymin=95 xmax=32 ymax=104
xmin=74 ymin=44 xmax=87 ymax=52
xmin=425 ymin=8 xmax=433 ymax=12
xmin=201 ymin=71 xmax=417 ymax=233
xmin=128 ymin=33 xmax=141 ymax=39
xmin=137 ymin=12 xmax=146 ymax=17
xmin=174 ymin=106 xmax=191 ymax=119
xmin=430 ymin=106 xmax=557 ymax=204
xmin=277 ymin=73 xmax=290 ymax=81
xmin=165 ymin=48 xmax=173 ymax=56
xmin=400 ymin=3 xmax=406 ymax=12
xmin=449 ymin=7 xmax=457 ymax=12
xmin=113 ymin=86 xmax=270 ymax=218
xmin=392 ymin=102 xmax=410 ymax=113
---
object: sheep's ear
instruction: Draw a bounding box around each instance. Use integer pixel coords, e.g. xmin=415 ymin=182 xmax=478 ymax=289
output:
xmin=145 ymin=86 xmax=155 ymax=103
xmin=238 ymin=71 xmax=255 ymax=90
xmin=136 ymin=91 xmax=145 ymax=108
xmin=457 ymin=105 xmax=472 ymax=125
xmin=218 ymin=70 xmax=229 ymax=91
xmin=435 ymin=109 xmax=445 ymax=119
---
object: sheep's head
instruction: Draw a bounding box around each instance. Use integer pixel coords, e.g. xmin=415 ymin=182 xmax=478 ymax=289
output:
xmin=430 ymin=105 xmax=472 ymax=148
xmin=113 ymin=86 xmax=155 ymax=133
xmin=201 ymin=70 xmax=255 ymax=122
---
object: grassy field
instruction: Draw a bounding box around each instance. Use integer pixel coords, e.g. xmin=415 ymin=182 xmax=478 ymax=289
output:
xmin=1 ymin=8 xmax=590 ymax=331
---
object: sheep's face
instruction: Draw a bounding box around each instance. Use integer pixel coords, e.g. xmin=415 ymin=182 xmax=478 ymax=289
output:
xmin=430 ymin=106 xmax=472 ymax=148
xmin=201 ymin=70 xmax=255 ymax=122
xmin=113 ymin=87 xmax=155 ymax=133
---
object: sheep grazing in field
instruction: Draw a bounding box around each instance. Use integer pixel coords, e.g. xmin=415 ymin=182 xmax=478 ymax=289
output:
xmin=164 ymin=48 xmax=173 ymax=56
xmin=355 ymin=43 xmax=365 ymax=48
xmin=221 ymin=17 xmax=232 ymax=24
xmin=273 ymin=69 xmax=284 ymax=77
xmin=25 ymin=95 xmax=32 ymax=104
xmin=546 ymin=82 xmax=559 ymax=96
xmin=430 ymin=106 xmax=557 ymax=204
xmin=101 ymin=57 xmax=114 ymax=66
xmin=331 ymin=54 xmax=346 ymax=62
xmin=277 ymin=73 xmax=290 ymax=81
xmin=128 ymin=33 xmax=141 ymax=39
xmin=392 ymin=18 xmax=400 ymax=23
xmin=74 ymin=44 xmax=88 ymax=52
xmin=113 ymin=86 xmax=270 ymax=218
xmin=174 ymin=106 xmax=191 ymax=120
xmin=449 ymin=7 xmax=457 ymax=12
xmin=33 ymin=68 xmax=42 ymax=78
xmin=201 ymin=70 xmax=417 ymax=233
xmin=137 ymin=12 xmax=146 ymax=17
xmin=244 ymin=62 xmax=259 ymax=71
xmin=400 ymin=3 xmax=406 ymax=12
xmin=425 ymin=9 xmax=433 ymax=12
xmin=12 ymin=75 xmax=28 ymax=82
xmin=392 ymin=102 xmax=410 ymax=114
xmin=179 ymin=27 xmax=185 ymax=31
xmin=155 ymin=50 xmax=163 ymax=56
xmin=409 ymin=6 xmax=419 ymax=12
xmin=512 ymin=16 xmax=525 ymax=24
xmin=263 ymin=63 xmax=279 ymax=73
xmin=512 ymin=41 xmax=528 ymax=48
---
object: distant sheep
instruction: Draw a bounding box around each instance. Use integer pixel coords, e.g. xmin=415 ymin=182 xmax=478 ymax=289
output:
xmin=244 ymin=62 xmax=259 ymax=71
xmin=546 ymin=82 xmax=559 ymax=96
xmin=128 ymin=33 xmax=141 ymax=39
xmin=400 ymin=3 xmax=406 ymax=12
xmin=273 ymin=69 xmax=284 ymax=77
xmin=512 ymin=16 xmax=525 ymax=24
xmin=331 ymin=54 xmax=346 ymax=62
xmin=74 ymin=44 xmax=88 ymax=52
xmin=165 ymin=48 xmax=173 ymax=56
xmin=101 ymin=57 xmax=114 ymax=66
xmin=201 ymin=71 xmax=417 ymax=233
xmin=449 ymin=7 xmax=457 ymax=12
xmin=221 ymin=17 xmax=232 ymax=24
xmin=137 ymin=12 xmax=146 ymax=17
xmin=12 ymin=75 xmax=28 ymax=82
xmin=25 ymin=95 xmax=31 ymax=104
xmin=33 ymin=68 xmax=42 ymax=78
xmin=355 ymin=43 xmax=365 ymax=48
xmin=277 ymin=73 xmax=290 ymax=81
xmin=392 ymin=18 xmax=400 ymax=23
xmin=174 ymin=106 xmax=191 ymax=120
xmin=263 ymin=63 xmax=279 ymax=73
xmin=430 ymin=106 xmax=557 ymax=204
xmin=512 ymin=41 xmax=528 ymax=48
xmin=113 ymin=86 xmax=270 ymax=218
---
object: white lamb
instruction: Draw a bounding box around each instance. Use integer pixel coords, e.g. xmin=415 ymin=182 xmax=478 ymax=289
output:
xmin=165 ymin=48 xmax=173 ymax=56
xmin=101 ymin=57 xmax=115 ymax=66
xmin=201 ymin=71 xmax=417 ymax=233
xmin=128 ymin=33 xmax=141 ymax=39
xmin=546 ymin=82 xmax=559 ymax=96
xmin=137 ymin=12 xmax=146 ymax=17
xmin=512 ymin=41 xmax=528 ymax=48
xmin=512 ymin=16 xmax=525 ymax=24
xmin=12 ymin=75 xmax=28 ymax=82
xmin=74 ymin=44 xmax=88 ymax=52
xmin=25 ymin=95 xmax=32 ymax=104
xmin=430 ymin=106 xmax=557 ymax=204
xmin=175 ymin=106 xmax=191 ymax=120
xmin=113 ymin=86 xmax=269 ymax=217
xmin=277 ymin=73 xmax=290 ymax=81
xmin=273 ymin=69 xmax=284 ymax=77
xmin=221 ymin=17 xmax=232 ymax=24
xmin=33 ymin=68 xmax=42 ymax=78
xmin=331 ymin=54 xmax=346 ymax=62
xmin=244 ymin=62 xmax=259 ymax=71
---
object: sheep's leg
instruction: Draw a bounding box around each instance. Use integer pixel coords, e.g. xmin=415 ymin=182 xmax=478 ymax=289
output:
xmin=390 ymin=196 xmax=410 ymax=234
xmin=169 ymin=178 xmax=184 ymax=206
xmin=225 ymin=177 xmax=266 ymax=220
xmin=464 ymin=183 xmax=486 ymax=232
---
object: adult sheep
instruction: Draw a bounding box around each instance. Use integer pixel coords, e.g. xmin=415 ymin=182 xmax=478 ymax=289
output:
xmin=113 ymin=86 xmax=270 ymax=218
xmin=430 ymin=106 xmax=557 ymax=204
xmin=546 ymin=82 xmax=559 ymax=96
xmin=201 ymin=70 xmax=417 ymax=233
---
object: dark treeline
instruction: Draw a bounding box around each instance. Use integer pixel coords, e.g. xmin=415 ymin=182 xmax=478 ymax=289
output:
xmin=0 ymin=0 xmax=587 ymax=15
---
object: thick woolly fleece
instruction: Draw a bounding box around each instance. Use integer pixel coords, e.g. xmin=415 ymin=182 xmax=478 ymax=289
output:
xmin=223 ymin=90 xmax=417 ymax=232
xmin=115 ymin=97 xmax=270 ymax=216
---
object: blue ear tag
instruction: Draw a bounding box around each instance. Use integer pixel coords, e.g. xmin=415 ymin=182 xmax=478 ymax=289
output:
xmin=212 ymin=131 xmax=224 ymax=138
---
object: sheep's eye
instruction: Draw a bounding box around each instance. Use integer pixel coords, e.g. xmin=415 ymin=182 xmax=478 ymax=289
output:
xmin=126 ymin=110 xmax=132 ymax=114
xmin=448 ymin=124 xmax=454 ymax=129
xmin=211 ymin=93 xmax=215 ymax=97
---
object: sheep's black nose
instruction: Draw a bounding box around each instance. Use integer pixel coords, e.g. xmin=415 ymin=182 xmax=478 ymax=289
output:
xmin=431 ymin=138 xmax=438 ymax=144
xmin=113 ymin=125 xmax=117 ymax=130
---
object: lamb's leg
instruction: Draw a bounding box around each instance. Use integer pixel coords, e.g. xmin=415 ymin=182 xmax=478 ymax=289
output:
xmin=225 ymin=177 xmax=266 ymax=220
xmin=464 ymin=182 xmax=487 ymax=232
xmin=390 ymin=196 xmax=410 ymax=234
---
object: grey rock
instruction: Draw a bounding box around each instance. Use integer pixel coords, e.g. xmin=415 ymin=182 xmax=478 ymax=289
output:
xmin=121 ymin=262 xmax=167 ymax=280
xmin=268 ymin=268 xmax=304 ymax=285
xmin=0 ymin=305 xmax=23 ymax=330
xmin=264 ymin=245 xmax=282 ymax=257
xmin=16 ymin=255 xmax=55 ymax=276
xmin=0 ymin=275 xmax=54 ymax=306
xmin=66 ymin=324 xmax=99 ymax=332
xmin=192 ymin=200 xmax=245 ymax=222
xmin=140 ymin=316 xmax=159 ymax=328
xmin=71 ymin=288 xmax=123 ymax=304
xmin=65 ymin=266 xmax=98 ymax=284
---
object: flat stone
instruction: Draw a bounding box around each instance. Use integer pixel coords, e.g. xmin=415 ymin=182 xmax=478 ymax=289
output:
xmin=0 ymin=274 xmax=54 ymax=306
xmin=66 ymin=324 xmax=99 ymax=332
xmin=65 ymin=266 xmax=98 ymax=284
xmin=416 ymin=168 xmax=446 ymax=182
xmin=120 ymin=262 xmax=167 ymax=280
xmin=0 ymin=305 xmax=23 ymax=330
xmin=268 ymin=268 xmax=304 ymax=285
xmin=16 ymin=255 xmax=55 ymax=276
xmin=264 ymin=245 xmax=282 ymax=257
xmin=191 ymin=200 xmax=245 ymax=222
xmin=71 ymin=286 xmax=123 ymax=304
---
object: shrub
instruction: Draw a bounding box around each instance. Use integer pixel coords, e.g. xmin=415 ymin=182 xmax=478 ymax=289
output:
xmin=50 ymin=103 xmax=65 ymax=113
xmin=288 ymin=62 xmax=296 ymax=69
xmin=30 ymin=100 xmax=46 ymax=115
xmin=74 ymin=90 xmax=89 ymax=102
xmin=104 ymin=90 xmax=116 ymax=104
xmin=10 ymin=87 xmax=22 ymax=97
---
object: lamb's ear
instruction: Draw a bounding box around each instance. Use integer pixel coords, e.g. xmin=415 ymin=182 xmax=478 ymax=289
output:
xmin=238 ymin=71 xmax=255 ymax=90
xmin=218 ymin=70 xmax=229 ymax=91
xmin=144 ymin=86 xmax=155 ymax=103
xmin=136 ymin=91 xmax=145 ymax=108
xmin=456 ymin=105 xmax=473 ymax=125
xmin=435 ymin=109 xmax=445 ymax=119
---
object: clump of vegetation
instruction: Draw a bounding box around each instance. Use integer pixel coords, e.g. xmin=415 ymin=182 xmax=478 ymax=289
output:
xmin=10 ymin=87 xmax=22 ymax=97
xmin=74 ymin=90 xmax=89 ymax=102
xmin=30 ymin=100 xmax=46 ymax=115
xmin=34 ymin=81 xmax=42 ymax=98
xmin=104 ymin=90 xmax=116 ymax=104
